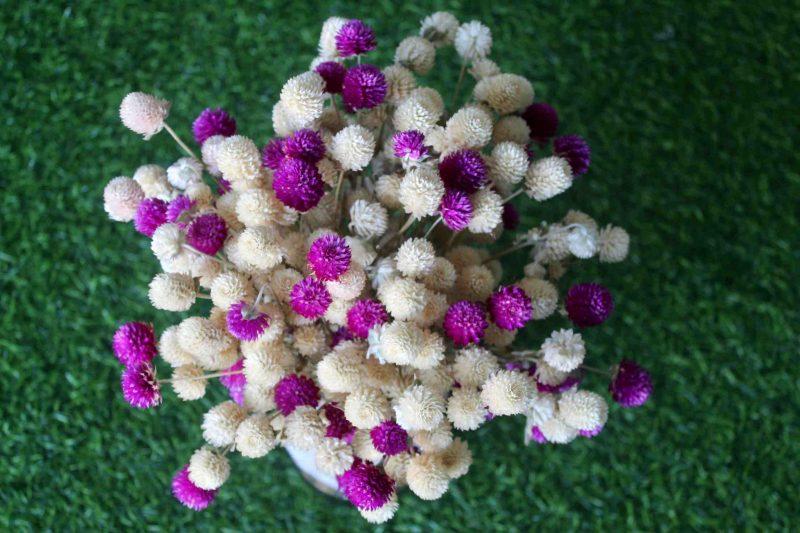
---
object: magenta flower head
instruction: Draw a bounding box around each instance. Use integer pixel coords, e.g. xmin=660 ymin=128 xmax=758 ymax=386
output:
xmin=370 ymin=420 xmax=408 ymax=456
xmin=226 ymin=301 xmax=270 ymax=341
xmin=393 ymin=130 xmax=428 ymax=160
xmin=536 ymin=373 xmax=582 ymax=394
xmin=323 ymin=403 xmax=356 ymax=441
xmin=331 ymin=326 xmax=355 ymax=348
xmin=192 ymin=108 xmax=236 ymax=145
xmin=609 ymin=359 xmax=653 ymax=407
xmin=217 ymin=177 xmax=232 ymax=194
xmin=166 ymin=195 xmax=195 ymax=226
xmin=579 ymin=423 xmax=605 ymax=438
xmin=438 ymin=149 xmax=488 ymax=193
xmin=488 ymin=285 xmax=532 ymax=331
xmin=186 ymin=213 xmax=227 ymax=255
xmin=133 ymin=198 xmax=168 ymax=237
xmin=347 ymin=299 xmax=389 ymax=338
xmin=172 ymin=464 xmax=218 ymax=511
xmin=308 ymin=234 xmax=351 ymax=281
xmin=529 ymin=425 xmax=548 ymax=444
xmin=315 ymin=61 xmax=347 ymax=94
xmin=272 ymin=158 xmax=325 ymax=212
xmin=443 ymin=300 xmax=489 ymax=346
xmin=502 ymin=202 xmax=519 ymax=230
xmin=113 ymin=321 xmax=157 ymax=366
xmin=219 ymin=359 xmax=246 ymax=405
xmin=337 ymin=458 xmax=395 ymax=511
xmin=520 ymin=102 xmax=559 ymax=143
xmin=565 ymin=283 xmax=614 ymax=327
xmin=335 ymin=19 xmax=377 ymax=57
xmin=274 ymin=374 xmax=320 ymax=415
xmin=261 ymin=138 xmax=285 ymax=170
xmin=283 ymin=129 xmax=326 ymax=163
xmin=439 ymin=189 xmax=473 ymax=231
xmin=290 ymin=276 xmax=332 ymax=318
xmin=553 ymin=134 xmax=591 ymax=176
xmin=121 ymin=361 xmax=161 ymax=409
xmin=342 ymin=64 xmax=387 ymax=111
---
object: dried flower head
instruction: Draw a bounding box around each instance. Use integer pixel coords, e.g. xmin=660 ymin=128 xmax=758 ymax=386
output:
xmin=120 ymin=92 xmax=170 ymax=139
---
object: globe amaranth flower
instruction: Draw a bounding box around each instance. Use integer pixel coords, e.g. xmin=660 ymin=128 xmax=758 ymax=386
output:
xmin=219 ymin=359 xmax=246 ymax=405
xmin=331 ymin=326 xmax=355 ymax=348
xmin=520 ymin=102 xmax=559 ymax=143
xmin=370 ymin=420 xmax=408 ymax=455
xmin=553 ymin=135 xmax=591 ymax=176
xmin=346 ymin=299 xmax=389 ymax=338
xmin=443 ymin=300 xmax=489 ymax=346
xmin=290 ymin=276 xmax=332 ymax=318
xmin=337 ymin=458 xmax=395 ymax=511
xmin=261 ymin=138 xmax=285 ymax=170
xmin=438 ymin=149 xmax=487 ymax=193
xmin=172 ymin=464 xmax=218 ymax=511
xmin=502 ymin=202 xmax=519 ymax=230
xmin=393 ymin=130 xmax=428 ymax=160
xmin=192 ymin=108 xmax=236 ymax=145
xmin=121 ymin=361 xmax=162 ymax=409
xmin=324 ymin=402 xmax=356 ymax=441
xmin=565 ymin=283 xmax=614 ymax=327
xmin=166 ymin=195 xmax=195 ymax=226
xmin=134 ymin=198 xmax=168 ymax=237
xmin=529 ymin=425 xmax=548 ymax=444
xmin=283 ymin=129 xmax=326 ymax=163
xmin=308 ymin=234 xmax=351 ymax=281
xmin=488 ymin=285 xmax=532 ymax=331
xmin=112 ymin=321 xmax=157 ymax=367
xmin=216 ymin=177 xmax=232 ymax=194
xmin=609 ymin=359 xmax=652 ymax=407
xmin=439 ymin=189 xmax=472 ymax=231
xmin=342 ymin=64 xmax=387 ymax=111
xmin=315 ymin=61 xmax=347 ymax=93
xmin=225 ymin=301 xmax=270 ymax=341
xmin=274 ymin=373 xmax=321 ymax=415
xmin=335 ymin=19 xmax=377 ymax=57
xmin=272 ymin=158 xmax=325 ymax=212
xmin=186 ymin=213 xmax=228 ymax=255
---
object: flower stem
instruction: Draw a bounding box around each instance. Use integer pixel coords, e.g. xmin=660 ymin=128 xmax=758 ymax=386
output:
xmin=450 ymin=59 xmax=468 ymax=110
xmin=501 ymin=188 xmax=525 ymax=204
xmin=334 ymin=170 xmax=346 ymax=226
xmin=423 ymin=216 xmax=442 ymax=239
xmin=483 ymin=242 xmax=534 ymax=263
xmin=581 ymin=364 xmax=612 ymax=377
xmin=159 ymin=369 xmax=244 ymax=384
xmin=163 ymin=123 xmax=198 ymax=160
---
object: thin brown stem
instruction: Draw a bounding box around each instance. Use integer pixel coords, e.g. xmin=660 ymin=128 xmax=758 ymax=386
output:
xmin=450 ymin=60 xmax=468 ymax=110
xmin=483 ymin=242 xmax=534 ymax=263
xmin=160 ymin=369 xmax=244 ymax=384
xmin=163 ymin=123 xmax=198 ymax=160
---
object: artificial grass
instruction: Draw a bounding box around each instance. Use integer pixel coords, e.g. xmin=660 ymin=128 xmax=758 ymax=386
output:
xmin=1 ymin=0 xmax=798 ymax=530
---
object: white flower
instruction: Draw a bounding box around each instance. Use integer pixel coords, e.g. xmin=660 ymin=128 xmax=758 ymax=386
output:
xmin=566 ymin=224 xmax=598 ymax=259
xmin=349 ymin=200 xmax=388 ymax=240
xmin=454 ymin=21 xmax=492 ymax=60
xmin=166 ymin=157 xmax=203 ymax=190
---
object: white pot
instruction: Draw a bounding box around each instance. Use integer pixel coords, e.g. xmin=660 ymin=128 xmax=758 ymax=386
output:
xmin=284 ymin=445 xmax=345 ymax=499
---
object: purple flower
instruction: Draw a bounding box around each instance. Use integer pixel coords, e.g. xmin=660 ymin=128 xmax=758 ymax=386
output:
xmin=609 ymin=359 xmax=653 ymax=407
xmin=520 ymin=102 xmax=559 ymax=143
xmin=346 ymin=299 xmax=389 ymax=338
xmin=273 ymin=374 xmax=320 ymax=415
xmin=335 ymin=20 xmax=376 ymax=57
xmin=261 ymin=138 xmax=286 ymax=170
xmin=133 ymin=198 xmax=168 ymax=237
xmin=192 ymin=108 xmax=236 ymax=145
xmin=579 ymin=423 xmax=605 ymax=438
xmin=331 ymin=326 xmax=355 ymax=348
xmin=217 ymin=177 xmax=232 ymax=194
xmin=370 ymin=420 xmax=408 ymax=455
xmin=529 ymin=426 xmax=548 ymax=444
xmin=186 ymin=213 xmax=227 ymax=255
xmin=166 ymin=195 xmax=195 ymax=226
xmin=443 ymin=300 xmax=488 ymax=346
xmin=337 ymin=458 xmax=395 ymax=511
xmin=342 ymin=64 xmax=387 ymax=111
xmin=323 ymin=403 xmax=356 ymax=441
xmin=502 ymin=202 xmax=519 ymax=230
xmin=488 ymin=285 xmax=532 ymax=331
xmin=112 ymin=322 xmax=157 ymax=366
xmin=553 ymin=134 xmax=591 ymax=176
xmin=307 ymin=234 xmax=351 ymax=281
xmin=226 ymin=301 xmax=270 ymax=341
xmin=283 ymin=129 xmax=326 ymax=163
xmin=171 ymin=464 xmax=218 ymax=511
xmin=392 ymin=130 xmax=428 ymax=160
xmin=315 ymin=61 xmax=347 ymax=94
xmin=290 ymin=276 xmax=332 ymax=318
xmin=272 ymin=158 xmax=325 ymax=212
xmin=438 ymin=149 xmax=487 ymax=193
xmin=565 ymin=283 xmax=614 ymax=327
xmin=439 ymin=189 xmax=472 ymax=231
xmin=120 ymin=361 xmax=161 ymax=409
xmin=219 ymin=359 xmax=246 ymax=405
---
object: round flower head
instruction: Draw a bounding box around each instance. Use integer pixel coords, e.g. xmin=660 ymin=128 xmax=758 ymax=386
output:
xmin=488 ymin=285 xmax=532 ymax=330
xmin=525 ymin=156 xmax=573 ymax=201
xmin=236 ymin=413 xmax=278 ymax=458
xmin=113 ymin=322 xmax=157 ymax=366
xmin=335 ymin=19 xmax=377 ymax=57
xmin=272 ymin=158 xmax=325 ymax=212
xmin=443 ymin=300 xmax=488 ymax=346
xmin=171 ymin=464 xmax=218 ymax=511
xmin=225 ymin=301 xmax=270 ymax=341
xmin=315 ymin=60 xmax=347 ymax=93
xmin=383 ymin=64 xmax=417 ymax=105
xmin=133 ymin=198 xmax=168 ymax=237
xmin=393 ymin=130 xmax=428 ymax=160
xmin=558 ymin=390 xmax=608 ymax=431
xmin=349 ymin=200 xmax=389 ymax=240
xmin=192 ymin=108 xmax=236 ymax=145
xmin=481 ymin=369 xmax=533 ymax=416
xmin=454 ymin=21 xmax=492 ymax=60
xmin=202 ymin=401 xmax=247 ymax=447
xmin=283 ymin=129 xmax=326 ymax=163
xmin=553 ymin=134 xmax=591 ymax=176
xmin=395 ymin=238 xmax=436 ymax=278
xmin=274 ymin=374 xmax=321 ymax=415
xmin=420 ymin=11 xmax=459 ymax=45
xmin=121 ymin=361 xmax=162 ymax=409
xmin=104 ymin=176 xmax=144 ymax=222
xmin=439 ymin=189 xmax=473 ymax=231
xmin=166 ymin=195 xmax=195 ymax=226
xmin=467 ymin=188 xmax=503 ymax=234
xmin=598 ymin=225 xmax=630 ymax=263
xmin=280 ymin=72 xmax=326 ymax=129
xmin=399 ymin=165 xmax=445 ymax=218
xmin=370 ymin=420 xmax=409 ymax=455
xmin=539 ymin=417 xmax=578 ymax=444
xmin=331 ymin=125 xmax=375 ymax=171
xmin=344 ymin=387 xmax=392 ymax=429
xmin=395 ymin=36 xmax=436 ymax=75
xmin=308 ymin=234 xmax=351 ymax=281
xmin=188 ymin=447 xmax=230 ymax=490
xmin=565 ymin=283 xmax=614 ymax=327
xmin=407 ymin=453 xmax=449 ymax=500
xmin=474 ymin=73 xmax=534 ymax=115
xmin=186 ymin=213 xmax=227 ymax=255
xmin=394 ymin=385 xmax=446 ymax=431
xmin=290 ymin=276 xmax=332 ymax=318
xmin=119 ymin=92 xmax=170 ymax=138
xmin=261 ymin=138 xmax=285 ymax=170
xmin=521 ymin=102 xmax=559 ymax=143
xmin=610 ymin=359 xmax=653 ymax=407
xmin=342 ymin=64 xmax=387 ymax=111
xmin=439 ymin=149 xmax=487 ymax=193
xmin=323 ymin=402 xmax=357 ymax=440
xmin=338 ymin=458 xmax=395 ymax=511
xmin=347 ymin=299 xmax=389 ymax=338
xmin=502 ymin=203 xmax=520 ymax=230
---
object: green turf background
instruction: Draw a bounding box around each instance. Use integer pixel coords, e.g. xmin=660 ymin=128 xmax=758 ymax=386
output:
xmin=2 ymin=0 xmax=798 ymax=530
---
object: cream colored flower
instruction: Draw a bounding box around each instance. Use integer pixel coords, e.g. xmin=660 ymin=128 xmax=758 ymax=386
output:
xmin=469 ymin=58 xmax=501 ymax=80
xmin=171 ymin=364 xmax=206 ymax=401
xmin=468 ymin=188 xmax=503 ymax=234
xmin=209 ymin=271 xmax=254 ymax=310
xmin=396 ymin=238 xmax=436 ymax=278
xmin=280 ymin=71 xmax=326 ymax=129
xmin=103 ymin=177 xmax=144 ymax=222
xmin=525 ymin=156 xmax=573 ymax=201
xmin=344 ymin=387 xmax=392 ymax=429
xmin=217 ymin=135 xmax=264 ymax=182
xmin=315 ymin=437 xmax=354 ymax=476
xmin=437 ymin=437 xmax=472 ymax=478
xmin=201 ymin=135 xmax=226 ymax=176
xmin=598 ymin=225 xmax=630 ymax=263
xmin=454 ymin=264 xmax=495 ymax=301
xmin=271 ymin=101 xmax=294 ymax=137
xmin=318 ymin=16 xmax=348 ymax=58
xmin=421 ymin=257 xmax=456 ymax=292
xmin=202 ymin=401 xmax=247 ymax=447
xmin=351 ymin=428 xmax=384 ymax=462
xmin=378 ymin=277 xmax=429 ymax=320
xmin=558 ymin=390 xmax=608 ymax=431
xmin=236 ymin=226 xmax=284 ymax=270
xmin=493 ymin=116 xmax=530 ymax=145
xmin=539 ymin=416 xmax=579 ymax=444
xmin=447 ymin=387 xmax=485 ymax=430
xmin=395 ymin=36 xmax=436 ymax=75
xmin=412 ymin=420 xmax=453 ymax=452
xmin=383 ymin=452 xmax=411 ymax=486
xmin=394 ymin=90 xmax=442 ymax=134
xmin=148 ymin=273 xmax=196 ymax=312
xmin=316 ymin=346 xmax=367 ymax=393
xmin=119 ymin=92 xmax=170 ymax=139
xmin=379 ymin=320 xmax=425 ymax=366
xmin=398 ymin=165 xmax=445 ymax=218
xmin=359 ymin=494 xmax=399 ymax=524
xmin=188 ymin=447 xmax=229 ymax=490
xmin=534 ymin=360 xmax=570 ymax=388
xmin=326 ymin=264 xmax=366 ymax=301
xmin=243 ymin=381 xmax=277 ymax=413
xmin=542 ymin=329 xmax=586 ymax=372
xmin=166 ymin=157 xmax=202 ymax=190
xmin=526 ymin=392 xmax=556 ymax=426
xmin=489 ymin=142 xmax=528 ymax=186
xmin=445 ymin=106 xmax=493 ymax=149
xmin=284 ymin=406 xmax=326 ymax=450
xmin=518 ymin=277 xmax=558 ymax=319
xmin=158 ymin=326 xmax=195 ymax=367
xmin=177 ymin=316 xmax=235 ymax=360
xmin=453 ymin=346 xmax=499 ymax=388
xmin=420 ymin=11 xmax=459 ymax=46
xmin=407 ymin=453 xmax=449 ymax=500
xmin=133 ymin=164 xmax=172 ymax=199
xmin=375 ymin=173 xmax=403 ymax=210
xmin=383 ymin=65 xmax=417 ymax=104
xmin=331 ymin=125 xmax=375 ymax=171
xmin=235 ymin=413 xmax=277 ymax=458
xmin=474 ymin=73 xmax=534 ymax=115
xmin=483 ymin=323 xmax=516 ymax=348
xmin=481 ymin=370 xmax=534 ymax=416
xmin=454 ymin=21 xmax=492 ymax=60
xmin=349 ymin=200 xmax=388 ymax=240
xmin=293 ymin=324 xmax=328 ymax=358
xmin=394 ymin=385 xmax=445 ymax=431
